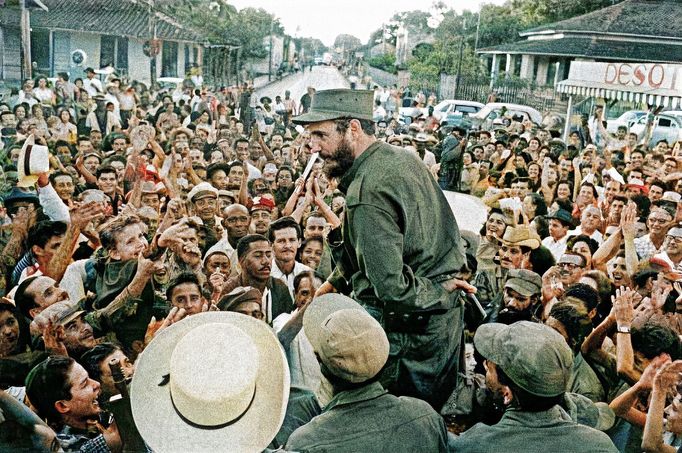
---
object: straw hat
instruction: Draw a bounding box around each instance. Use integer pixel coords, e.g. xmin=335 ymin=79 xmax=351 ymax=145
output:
xmin=17 ymin=135 xmax=50 ymax=187
xmin=130 ymin=312 xmax=290 ymax=453
xmin=501 ymin=226 xmax=541 ymax=249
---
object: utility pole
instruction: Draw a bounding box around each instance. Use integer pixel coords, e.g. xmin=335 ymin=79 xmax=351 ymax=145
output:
xmin=20 ymin=0 xmax=32 ymax=80
xmin=474 ymin=9 xmax=481 ymax=52
xmin=454 ymin=19 xmax=467 ymax=98
xmin=148 ymin=0 xmax=157 ymax=86
xmin=268 ymin=19 xmax=274 ymax=82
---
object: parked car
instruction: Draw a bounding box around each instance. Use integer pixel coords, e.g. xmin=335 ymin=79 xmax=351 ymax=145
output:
xmin=606 ymin=110 xmax=648 ymax=133
xmin=432 ymin=100 xmax=484 ymax=122
xmin=629 ymin=112 xmax=682 ymax=147
xmin=471 ymin=102 xmax=543 ymax=131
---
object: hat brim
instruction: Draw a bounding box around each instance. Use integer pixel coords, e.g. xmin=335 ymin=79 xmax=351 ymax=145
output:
xmin=504 ymin=279 xmax=539 ymax=297
xmin=502 ymin=238 xmax=540 ymax=249
xmin=303 ymin=294 xmax=365 ymax=352
xmin=57 ymin=310 xmax=85 ymax=326
xmin=130 ymin=312 xmax=289 ymax=452
xmin=17 ymin=134 xmax=38 ymax=188
xmin=292 ymin=111 xmax=373 ymax=125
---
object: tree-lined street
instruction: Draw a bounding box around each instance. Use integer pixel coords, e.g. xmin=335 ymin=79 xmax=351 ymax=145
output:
xmin=255 ymin=65 xmax=349 ymax=105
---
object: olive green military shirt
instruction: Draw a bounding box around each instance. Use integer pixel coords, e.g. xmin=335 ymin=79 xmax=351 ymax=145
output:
xmin=328 ymin=141 xmax=466 ymax=311
xmin=286 ymin=381 xmax=448 ymax=452
xmin=568 ymin=352 xmax=606 ymax=403
xmin=449 ymin=405 xmax=618 ymax=452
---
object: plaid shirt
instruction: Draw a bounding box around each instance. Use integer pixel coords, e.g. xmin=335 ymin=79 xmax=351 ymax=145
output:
xmin=57 ymin=426 xmax=111 ymax=453
xmin=634 ymin=234 xmax=660 ymax=260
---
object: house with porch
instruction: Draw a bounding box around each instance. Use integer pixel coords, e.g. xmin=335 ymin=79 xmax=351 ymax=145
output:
xmin=0 ymin=0 xmax=206 ymax=86
xmin=477 ymin=0 xmax=682 ymax=87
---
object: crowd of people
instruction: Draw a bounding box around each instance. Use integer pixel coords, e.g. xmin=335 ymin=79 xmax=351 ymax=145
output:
xmin=0 ymin=66 xmax=681 ymax=453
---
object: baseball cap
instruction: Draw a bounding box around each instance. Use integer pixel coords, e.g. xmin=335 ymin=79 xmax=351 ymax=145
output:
xmin=217 ymin=286 xmax=262 ymax=312
xmin=187 ymin=182 xmax=218 ymax=202
xmin=504 ymin=269 xmax=542 ymax=297
xmin=251 ymin=196 xmax=275 ymax=213
xmin=546 ymin=209 xmax=573 ymax=226
xmin=474 ymin=321 xmax=573 ymax=397
xmin=303 ymin=294 xmax=389 ymax=384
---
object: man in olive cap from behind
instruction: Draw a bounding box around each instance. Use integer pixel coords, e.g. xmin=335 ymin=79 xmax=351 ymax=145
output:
xmin=286 ymin=294 xmax=448 ymax=452
xmin=449 ymin=321 xmax=617 ymax=452
xmin=294 ymin=89 xmax=474 ymax=410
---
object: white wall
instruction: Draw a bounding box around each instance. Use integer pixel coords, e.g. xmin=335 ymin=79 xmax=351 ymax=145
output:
xmin=68 ymin=31 xmax=100 ymax=76
xmin=128 ymin=39 xmax=157 ymax=85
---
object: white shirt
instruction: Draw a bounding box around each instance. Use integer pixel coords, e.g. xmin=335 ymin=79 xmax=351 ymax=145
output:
xmin=104 ymin=92 xmax=121 ymax=122
xmin=542 ymin=234 xmax=569 ymax=261
xmin=567 ymin=226 xmax=603 ymax=245
xmin=273 ymin=310 xmax=328 ymax=405
xmin=83 ymin=77 xmax=103 ymax=96
xmin=33 ymin=87 xmax=53 ymax=104
xmin=270 ymin=260 xmax=311 ymax=298
xmin=423 ymin=150 xmax=437 ymax=168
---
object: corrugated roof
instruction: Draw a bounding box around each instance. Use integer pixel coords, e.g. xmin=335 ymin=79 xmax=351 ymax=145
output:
xmin=0 ymin=0 xmax=204 ymax=42
xmin=522 ymin=0 xmax=682 ymax=39
xmin=478 ymin=36 xmax=682 ymax=63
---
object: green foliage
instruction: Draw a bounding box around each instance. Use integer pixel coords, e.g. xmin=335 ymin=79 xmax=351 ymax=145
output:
xmin=162 ymin=1 xmax=237 ymax=44
xmin=367 ymin=53 xmax=397 ymax=74
xmin=163 ymin=2 xmax=283 ymax=59
xmin=226 ymin=7 xmax=283 ymax=59
xmin=375 ymin=0 xmax=623 ymax=90
xmin=333 ymin=34 xmax=362 ymax=51
xmin=299 ymin=37 xmax=328 ymax=59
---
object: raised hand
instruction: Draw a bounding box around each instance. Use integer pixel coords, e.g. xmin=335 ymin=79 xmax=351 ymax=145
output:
xmin=144 ymin=307 xmax=187 ymax=346
xmin=70 ymin=201 xmax=105 ymax=231
xmin=650 ymin=275 xmax=672 ymax=311
xmin=43 ymin=320 xmax=68 ymax=357
xmin=612 ymin=286 xmax=636 ymax=328
xmin=654 ymin=360 xmax=682 ymax=394
xmin=639 ymin=353 xmax=672 ymax=390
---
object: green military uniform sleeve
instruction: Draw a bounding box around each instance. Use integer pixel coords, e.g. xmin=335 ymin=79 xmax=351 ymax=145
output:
xmin=350 ymin=202 xmax=450 ymax=311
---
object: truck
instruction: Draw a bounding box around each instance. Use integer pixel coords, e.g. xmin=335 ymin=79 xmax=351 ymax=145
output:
xmin=322 ymin=52 xmax=332 ymax=66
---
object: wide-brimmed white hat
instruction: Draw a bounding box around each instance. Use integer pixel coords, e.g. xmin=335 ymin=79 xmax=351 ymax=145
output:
xmin=17 ymin=134 xmax=50 ymax=187
xmin=130 ymin=312 xmax=290 ymax=453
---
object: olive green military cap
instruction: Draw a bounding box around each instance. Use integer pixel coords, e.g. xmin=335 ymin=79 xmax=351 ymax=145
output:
xmin=504 ymin=269 xmax=542 ymax=297
xmin=292 ymin=89 xmax=374 ymax=124
xmin=474 ymin=321 xmax=573 ymax=397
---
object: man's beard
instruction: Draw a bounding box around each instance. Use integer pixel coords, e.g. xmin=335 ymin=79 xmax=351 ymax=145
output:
xmin=497 ymin=305 xmax=534 ymax=324
xmin=323 ymin=137 xmax=355 ymax=179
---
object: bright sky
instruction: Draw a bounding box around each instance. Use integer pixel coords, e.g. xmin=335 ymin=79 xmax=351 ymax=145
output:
xmin=228 ymin=0 xmax=507 ymax=47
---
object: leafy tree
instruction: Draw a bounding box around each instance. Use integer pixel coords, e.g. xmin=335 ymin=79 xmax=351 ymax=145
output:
xmin=367 ymin=53 xmax=397 ymax=74
xmin=225 ymin=7 xmax=284 ymax=59
xmin=333 ymin=34 xmax=362 ymax=51
xmin=299 ymin=37 xmax=328 ymax=59
xmin=163 ymin=2 xmax=282 ymax=59
xmin=161 ymin=0 xmax=237 ymax=44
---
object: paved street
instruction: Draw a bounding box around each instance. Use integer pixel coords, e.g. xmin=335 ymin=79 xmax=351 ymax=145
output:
xmin=255 ymin=65 xmax=350 ymax=105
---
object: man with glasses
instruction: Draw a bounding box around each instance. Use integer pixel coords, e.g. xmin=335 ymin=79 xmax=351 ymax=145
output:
xmin=653 ymin=226 xmax=682 ymax=272
xmin=634 ymin=207 xmax=673 ymax=260
xmin=556 ymin=253 xmax=587 ymax=288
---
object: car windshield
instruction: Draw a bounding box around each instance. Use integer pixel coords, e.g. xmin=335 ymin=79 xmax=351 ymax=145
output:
xmin=435 ymin=102 xmax=450 ymax=112
xmin=455 ymin=105 xmax=479 ymax=115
